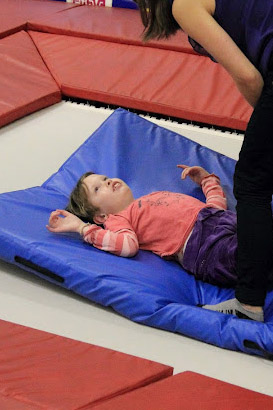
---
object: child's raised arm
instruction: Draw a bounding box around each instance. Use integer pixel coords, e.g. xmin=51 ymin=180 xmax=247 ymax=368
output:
xmin=201 ymin=175 xmax=227 ymax=210
xmin=177 ymin=164 xmax=209 ymax=184
xmin=177 ymin=164 xmax=227 ymax=210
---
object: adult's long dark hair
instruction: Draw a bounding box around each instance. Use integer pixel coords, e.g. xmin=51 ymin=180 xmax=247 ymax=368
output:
xmin=136 ymin=0 xmax=180 ymax=41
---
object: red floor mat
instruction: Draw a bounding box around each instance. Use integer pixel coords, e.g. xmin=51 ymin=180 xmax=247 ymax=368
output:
xmin=0 ymin=31 xmax=60 ymax=128
xmin=0 ymin=0 xmax=78 ymax=39
xmin=28 ymin=6 xmax=194 ymax=53
xmin=91 ymin=371 xmax=273 ymax=410
xmin=0 ymin=395 xmax=35 ymax=410
xmin=0 ymin=319 xmax=173 ymax=410
xmin=29 ymin=30 xmax=252 ymax=130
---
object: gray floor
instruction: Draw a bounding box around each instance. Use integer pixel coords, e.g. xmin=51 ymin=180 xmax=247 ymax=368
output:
xmin=1 ymin=102 xmax=273 ymax=397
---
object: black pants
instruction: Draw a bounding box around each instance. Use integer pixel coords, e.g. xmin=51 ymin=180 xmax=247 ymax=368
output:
xmin=234 ymin=72 xmax=273 ymax=306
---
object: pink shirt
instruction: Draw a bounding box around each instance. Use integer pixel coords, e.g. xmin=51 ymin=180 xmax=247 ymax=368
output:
xmin=83 ymin=175 xmax=227 ymax=258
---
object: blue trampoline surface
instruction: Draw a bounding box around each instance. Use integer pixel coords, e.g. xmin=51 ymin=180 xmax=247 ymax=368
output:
xmin=0 ymin=109 xmax=272 ymax=359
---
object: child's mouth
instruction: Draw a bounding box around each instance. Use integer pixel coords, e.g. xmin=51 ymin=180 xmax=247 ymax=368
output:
xmin=113 ymin=182 xmax=121 ymax=191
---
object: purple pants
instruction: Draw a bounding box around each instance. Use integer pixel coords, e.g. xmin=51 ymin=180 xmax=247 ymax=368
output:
xmin=182 ymin=207 xmax=238 ymax=287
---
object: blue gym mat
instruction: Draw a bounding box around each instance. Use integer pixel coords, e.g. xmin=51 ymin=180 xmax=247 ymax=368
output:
xmin=1 ymin=108 xmax=272 ymax=359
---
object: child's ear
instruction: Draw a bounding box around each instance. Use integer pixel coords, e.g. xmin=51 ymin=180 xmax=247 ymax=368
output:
xmin=93 ymin=213 xmax=108 ymax=225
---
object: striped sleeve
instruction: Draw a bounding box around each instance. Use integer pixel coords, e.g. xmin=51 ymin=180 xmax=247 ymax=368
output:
xmin=201 ymin=174 xmax=227 ymax=210
xmin=83 ymin=224 xmax=139 ymax=257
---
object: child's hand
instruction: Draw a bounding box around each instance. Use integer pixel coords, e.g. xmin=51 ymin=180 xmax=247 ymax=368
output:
xmin=46 ymin=209 xmax=85 ymax=234
xmin=177 ymin=164 xmax=210 ymax=185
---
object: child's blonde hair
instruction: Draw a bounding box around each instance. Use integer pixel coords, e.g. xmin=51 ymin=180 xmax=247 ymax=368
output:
xmin=66 ymin=172 xmax=99 ymax=223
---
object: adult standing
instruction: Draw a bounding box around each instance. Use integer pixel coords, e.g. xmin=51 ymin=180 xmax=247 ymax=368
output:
xmin=136 ymin=0 xmax=273 ymax=322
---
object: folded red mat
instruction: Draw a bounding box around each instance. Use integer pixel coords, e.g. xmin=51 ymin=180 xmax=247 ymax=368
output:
xmin=91 ymin=371 xmax=273 ymax=410
xmin=0 ymin=0 xmax=78 ymax=39
xmin=28 ymin=6 xmax=194 ymax=53
xmin=29 ymin=30 xmax=252 ymax=130
xmin=0 ymin=319 xmax=173 ymax=409
xmin=0 ymin=30 xmax=61 ymax=128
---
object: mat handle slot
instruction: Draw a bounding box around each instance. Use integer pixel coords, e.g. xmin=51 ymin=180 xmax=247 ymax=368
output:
xmin=14 ymin=256 xmax=64 ymax=283
xmin=244 ymin=339 xmax=273 ymax=361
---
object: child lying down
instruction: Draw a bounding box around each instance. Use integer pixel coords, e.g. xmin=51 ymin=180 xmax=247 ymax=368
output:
xmin=47 ymin=165 xmax=263 ymax=321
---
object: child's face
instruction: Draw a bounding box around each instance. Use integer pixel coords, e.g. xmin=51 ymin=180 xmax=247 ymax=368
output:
xmin=83 ymin=174 xmax=134 ymax=216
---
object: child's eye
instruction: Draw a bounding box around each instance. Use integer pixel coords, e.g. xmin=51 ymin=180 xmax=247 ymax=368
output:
xmin=104 ymin=177 xmax=107 ymax=181
xmin=95 ymin=187 xmax=99 ymax=192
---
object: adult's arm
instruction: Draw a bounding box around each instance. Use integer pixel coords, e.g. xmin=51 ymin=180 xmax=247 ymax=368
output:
xmin=172 ymin=0 xmax=264 ymax=107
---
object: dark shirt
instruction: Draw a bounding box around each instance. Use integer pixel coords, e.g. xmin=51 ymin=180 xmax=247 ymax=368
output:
xmin=188 ymin=0 xmax=273 ymax=78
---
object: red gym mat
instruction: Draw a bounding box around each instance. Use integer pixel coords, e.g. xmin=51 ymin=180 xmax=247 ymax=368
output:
xmin=0 ymin=31 xmax=60 ymax=128
xmin=28 ymin=6 xmax=194 ymax=53
xmin=91 ymin=371 xmax=273 ymax=410
xmin=0 ymin=395 xmax=35 ymax=410
xmin=0 ymin=319 xmax=173 ymax=409
xmin=29 ymin=30 xmax=252 ymax=130
xmin=0 ymin=0 xmax=78 ymax=39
